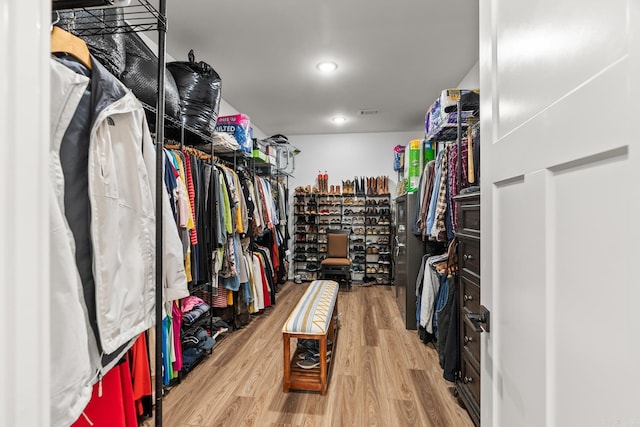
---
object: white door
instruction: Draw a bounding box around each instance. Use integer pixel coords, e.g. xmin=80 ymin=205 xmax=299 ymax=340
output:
xmin=480 ymin=0 xmax=640 ymax=426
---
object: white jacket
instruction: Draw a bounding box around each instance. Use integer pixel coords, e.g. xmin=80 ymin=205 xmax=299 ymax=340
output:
xmin=50 ymin=56 xmax=189 ymax=426
xmin=50 ymin=58 xmax=99 ymax=427
xmin=87 ymin=61 xmax=189 ymax=354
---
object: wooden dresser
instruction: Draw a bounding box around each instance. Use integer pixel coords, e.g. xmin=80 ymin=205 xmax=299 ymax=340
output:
xmin=454 ymin=191 xmax=483 ymax=426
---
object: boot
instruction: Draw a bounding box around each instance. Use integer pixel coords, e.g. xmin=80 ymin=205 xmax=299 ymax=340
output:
xmin=361 ymin=177 xmax=365 ymax=196
xmin=336 ymin=185 xmax=341 ymax=195
xmin=330 ymin=184 xmax=335 ymax=195
xmin=354 ymin=177 xmax=360 ymax=195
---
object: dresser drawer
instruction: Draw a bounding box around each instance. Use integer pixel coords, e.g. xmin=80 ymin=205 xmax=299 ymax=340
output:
xmin=460 ymin=354 xmax=481 ymax=405
xmin=459 ymin=238 xmax=480 ymax=276
xmin=462 ymin=309 xmax=481 ymax=369
xmin=455 ymin=193 xmax=480 ymax=238
xmin=460 ymin=273 xmax=480 ymax=314
xmin=459 ymin=202 xmax=480 ymax=236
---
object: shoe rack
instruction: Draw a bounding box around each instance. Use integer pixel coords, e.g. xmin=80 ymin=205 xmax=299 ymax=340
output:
xmin=294 ymin=176 xmax=392 ymax=285
xmin=293 ymin=193 xmax=320 ymax=282
xmin=363 ymin=194 xmax=392 ymax=284
xmin=342 ymin=176 xmax=391 ymax=284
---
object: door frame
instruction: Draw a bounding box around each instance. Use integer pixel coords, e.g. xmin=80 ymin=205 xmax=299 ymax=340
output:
xmin=0 ymin=0 xmax=52 ymax=425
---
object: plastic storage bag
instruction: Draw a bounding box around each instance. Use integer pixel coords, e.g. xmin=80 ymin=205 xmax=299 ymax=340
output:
xmin=120 ymin=31 xmax=181 ymax=120
xmin=167 ymin=50 xmax=222 ymax=139
xmin=215 ymin=114 xmax=252 ymax=154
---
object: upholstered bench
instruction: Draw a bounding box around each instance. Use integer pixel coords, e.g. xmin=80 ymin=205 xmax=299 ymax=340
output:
xmin=282 ymin=280 xmax=339 ymax=395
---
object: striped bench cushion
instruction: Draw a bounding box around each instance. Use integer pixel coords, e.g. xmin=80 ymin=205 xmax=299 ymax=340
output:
xmin=283 ymin=280 xmax=338 ymax=335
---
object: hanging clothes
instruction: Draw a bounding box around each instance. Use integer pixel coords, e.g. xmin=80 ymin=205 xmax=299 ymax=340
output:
xmin=50 ymin=57 xmax=98 ymax=427
xmin=71 ymin=357 xmax=137 ymax=427
xmin=447 ymin=139 xmax=469 ymax=232
xmin=51 ymin=53 xmax=189 ymax=426
xmin=128 ymin=334 xmax=152 ymax=417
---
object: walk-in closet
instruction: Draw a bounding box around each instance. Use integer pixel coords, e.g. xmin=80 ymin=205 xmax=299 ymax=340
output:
xmin=2 ymin=0 xmax=639 ymax=426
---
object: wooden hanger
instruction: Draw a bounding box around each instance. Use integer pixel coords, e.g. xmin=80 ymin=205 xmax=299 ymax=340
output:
xmin=51 ymin=26 xmax=92 ymax=70
xmin=165 ymin=144 xmax=213 ymax=161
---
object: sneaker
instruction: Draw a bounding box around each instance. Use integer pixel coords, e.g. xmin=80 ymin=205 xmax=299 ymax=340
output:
xmin=298 ymin=348 xmax=332 ymax=359
xmin=297 ymin=338 xmax=333 ymax=349
xmin=296 ymin=351 xmax=332 ymax=369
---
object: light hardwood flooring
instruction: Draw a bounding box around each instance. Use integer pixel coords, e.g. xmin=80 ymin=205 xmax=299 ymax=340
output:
xmin=146 ymin=282 xmax=473 ymax=427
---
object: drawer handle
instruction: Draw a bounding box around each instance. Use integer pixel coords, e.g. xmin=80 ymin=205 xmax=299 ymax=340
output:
xmin=463 ymin=254 xmax=473 ymax=261
xmin=464 ymin=294 xmax=473 ymax=302
xmin=463 ymin=376 xmax=473 ymax=384
xmin=464 ymin=335 xmax=473 ymax=344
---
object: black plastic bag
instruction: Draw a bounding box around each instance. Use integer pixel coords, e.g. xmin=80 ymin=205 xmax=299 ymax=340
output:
xmin=58 ymin=8 xmax=126 ymax=78
xmin=167 ymin=50 xmax=222 ymax=138
xmin=120 ymin=31 xmax=181 ymax=120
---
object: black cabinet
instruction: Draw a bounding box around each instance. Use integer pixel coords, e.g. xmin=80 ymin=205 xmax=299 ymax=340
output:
xmin=394 ymin=193 xmax=424 ymax=330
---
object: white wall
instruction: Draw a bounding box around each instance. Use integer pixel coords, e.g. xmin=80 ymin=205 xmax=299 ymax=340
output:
xmin=0 ymin=0 xmax=51 ymax=425
xmin=456 ymin=60 xmax=480 ymax=89
xmin=288 ymin=130 xmax=420 ymax=194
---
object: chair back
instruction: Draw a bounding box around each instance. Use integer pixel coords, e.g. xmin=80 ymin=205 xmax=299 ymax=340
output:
xmin=326 ymin=229 xmax=349 ymax=258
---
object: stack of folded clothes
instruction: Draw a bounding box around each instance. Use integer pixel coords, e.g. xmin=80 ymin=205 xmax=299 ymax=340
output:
xmin=181 ymin=316 xmax=231 ymax=373
xmin=182 ymin=326 xmax=214 ymax=372
xmin=182 ymin=296 xmax=211 ymax=326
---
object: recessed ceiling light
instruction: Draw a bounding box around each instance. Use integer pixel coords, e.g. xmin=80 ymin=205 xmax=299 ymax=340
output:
xmin=331 ymin=116 xmax=347 ymax=124
xmin=316 ymin=61 xmax=338 ymax=72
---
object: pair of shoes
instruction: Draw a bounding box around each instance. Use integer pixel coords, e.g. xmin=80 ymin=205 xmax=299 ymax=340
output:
xmin=297 ymin=338 xmax=333 ymax=350
xmin=296 ymin=353 xmax=332 ymax=370
xmin=298 ymin=348 xmax=332 ymax=359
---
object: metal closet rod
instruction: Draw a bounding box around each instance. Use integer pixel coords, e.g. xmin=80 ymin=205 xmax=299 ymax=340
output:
xmin=154 ymin=0 xmax=166 ymax=425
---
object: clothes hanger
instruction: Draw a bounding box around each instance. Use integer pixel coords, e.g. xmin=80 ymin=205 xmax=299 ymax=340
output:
xmin=51 ymin=11 xmax=60 ymax=30
xmin=50 ymin=10 xmax=92 ymax=70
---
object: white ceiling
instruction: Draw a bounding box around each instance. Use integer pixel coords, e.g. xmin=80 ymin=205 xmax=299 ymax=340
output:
xmin=163 ymin=0 xmax=479 ymax=136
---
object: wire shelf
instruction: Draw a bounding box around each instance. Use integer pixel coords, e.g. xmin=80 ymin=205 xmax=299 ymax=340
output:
xmin=141 ymin=102 xmax=216 ymax=147
xmin=52 ymin=0 xmax=165 ymax=35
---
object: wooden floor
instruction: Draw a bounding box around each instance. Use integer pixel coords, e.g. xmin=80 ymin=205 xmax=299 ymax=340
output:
xmin=146 ymin=282 xmax=473 ymax=427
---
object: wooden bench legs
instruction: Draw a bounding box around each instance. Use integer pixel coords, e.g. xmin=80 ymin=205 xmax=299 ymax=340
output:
xmin=282 ymin=299 xmax=338 ymax=395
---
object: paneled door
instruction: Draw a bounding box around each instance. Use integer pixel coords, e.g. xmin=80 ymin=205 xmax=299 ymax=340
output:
xmin=480 ymin=0 xmax=640 ymax=426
